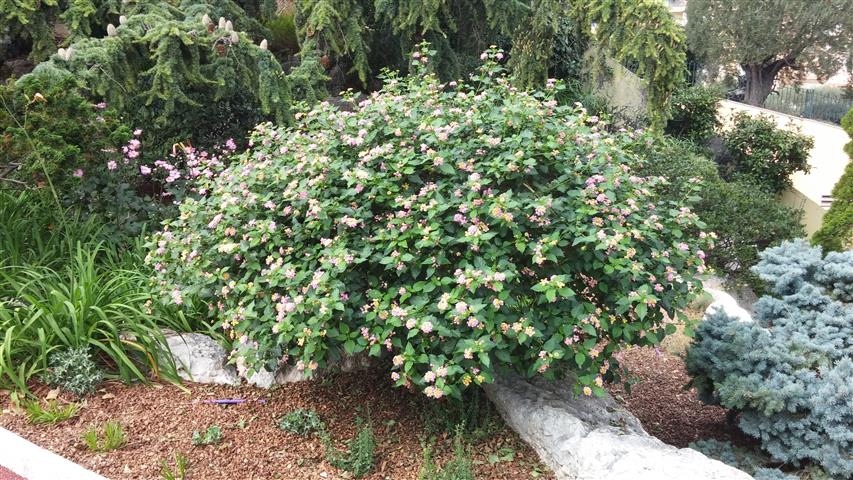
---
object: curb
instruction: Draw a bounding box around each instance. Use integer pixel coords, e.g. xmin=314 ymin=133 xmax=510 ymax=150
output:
xmin=0 ymin=428 xmax=107 ymax=480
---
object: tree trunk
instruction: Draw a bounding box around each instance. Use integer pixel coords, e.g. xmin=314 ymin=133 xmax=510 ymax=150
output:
xmin=741 ymin=59 xmax=790 ymax=107
xmin=742 ymin=63 xmax=778 ymax=107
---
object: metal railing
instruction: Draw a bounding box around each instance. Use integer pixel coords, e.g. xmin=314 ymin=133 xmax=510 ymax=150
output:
xmin=763 ymin=87 xmax=852 ymax=125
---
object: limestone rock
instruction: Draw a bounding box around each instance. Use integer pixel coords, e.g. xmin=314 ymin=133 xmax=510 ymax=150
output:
xmin=164 ymin=332 xmax=240 ymax=386
xmin=484 ymin=376 xmax=753 ymax=480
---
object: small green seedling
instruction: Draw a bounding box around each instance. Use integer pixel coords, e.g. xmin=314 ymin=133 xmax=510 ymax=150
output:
xmin=83 ymin=420 xmax=127 ymax=452
xmin=24 ymin=399 xmax=80 ymax=424
xmin=191 ymin=425 xmax=222 ymax=446
xmin=277 ymin=408 xmax=323 ymax=436
xmin=322 ymin=415 xmax=375 ymax=478
xmin=160 ymin=452 xmax=189 ymax=480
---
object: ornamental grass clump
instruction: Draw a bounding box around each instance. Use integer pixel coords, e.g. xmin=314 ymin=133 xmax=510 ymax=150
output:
xmin=148 ymin=44 xmax=713 ymax=399
xmin=686 ymin=240 xmax=853 ymax=478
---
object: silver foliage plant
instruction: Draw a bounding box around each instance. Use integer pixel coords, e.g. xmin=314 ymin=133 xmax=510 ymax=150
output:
xmin=686 ymin=239 xmax=853 ymax=478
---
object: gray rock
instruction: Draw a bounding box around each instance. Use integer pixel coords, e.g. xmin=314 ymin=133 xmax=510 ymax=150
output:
xmin=484 ymin=376 xmax=753 ymax=480
xmin=164 ymin=332 xmax=240 ymax=386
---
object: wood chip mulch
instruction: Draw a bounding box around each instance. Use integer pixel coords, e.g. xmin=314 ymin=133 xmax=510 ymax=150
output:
xmin=0 ymin=369 xmax=552 ymax=480
xmin=606 ymin=345 xmax=756 ymax=449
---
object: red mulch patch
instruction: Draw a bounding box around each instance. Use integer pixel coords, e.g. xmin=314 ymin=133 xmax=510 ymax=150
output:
xmin=606 ymin=346 xmax=755 ymax=448
xmin=0 ymin=370 xmax=552 ymax=480
xmin=0 ymin=466 xmax=24 ymax=480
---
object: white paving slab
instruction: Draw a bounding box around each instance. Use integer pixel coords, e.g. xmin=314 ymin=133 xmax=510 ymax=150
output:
xmin=0 ymin=427 xmax=107 ymax=480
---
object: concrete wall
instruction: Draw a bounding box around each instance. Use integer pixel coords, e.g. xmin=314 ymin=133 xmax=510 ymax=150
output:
xmin=718 ymin=100 xmax=849 ymax=236
xmin=587 ymin=54 xmax=647 ymax=124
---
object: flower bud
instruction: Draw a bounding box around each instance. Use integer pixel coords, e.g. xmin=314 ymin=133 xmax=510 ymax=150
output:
xmin=107 ymin=24 xmax=117 ymax=36
xmin=259 ymin=39 xmax=268 ymax=50
xmin=119 ymin=15 xmax=127 ymax=25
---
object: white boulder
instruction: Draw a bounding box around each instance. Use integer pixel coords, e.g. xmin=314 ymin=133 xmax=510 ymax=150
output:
xmin=484 ymin=376 xmax=753 ymax=480
xmin=164 ymin=332 xmax=240 ymax=386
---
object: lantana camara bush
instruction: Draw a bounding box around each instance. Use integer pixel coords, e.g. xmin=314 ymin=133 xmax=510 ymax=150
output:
xmin=147 ymin=45 xmax=714 ymax=399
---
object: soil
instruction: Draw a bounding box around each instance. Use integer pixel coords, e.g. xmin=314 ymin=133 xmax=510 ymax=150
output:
xmin=607 ymin=345 xmax=754 ymax=449
xmin=0 ymin=370 xmax=552 ymax=480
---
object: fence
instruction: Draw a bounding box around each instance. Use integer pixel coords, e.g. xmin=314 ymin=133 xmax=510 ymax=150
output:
xmin=764 ymin=87 xmax=852 ymax=125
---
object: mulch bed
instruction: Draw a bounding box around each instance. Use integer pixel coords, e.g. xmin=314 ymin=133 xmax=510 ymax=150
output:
xmin=0 ymin=369 xmax=552 ymax=480
xmin=606 ymin=345 xmax=755 ymax=449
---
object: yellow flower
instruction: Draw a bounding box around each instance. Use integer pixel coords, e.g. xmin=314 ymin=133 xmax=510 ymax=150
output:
xmin=583 ymin=386 xmax=592 ymax=396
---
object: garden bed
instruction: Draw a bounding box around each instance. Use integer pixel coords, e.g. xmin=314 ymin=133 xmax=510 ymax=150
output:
xmin=607 ymin=344 xmax=754 ymax=449
xmin=0 ymin=370 xmax=552 ymax=480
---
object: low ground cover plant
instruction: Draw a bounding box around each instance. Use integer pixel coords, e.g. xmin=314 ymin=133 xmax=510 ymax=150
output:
xmin=192 ymin=425 xmax=223 ymax=446
xmin=321 ymin=416 xmax=376 ymax=478
xmin=160 ymin=453 xmax=189 ymax=480
xmin=24 ymin=399 xmax=80 ymax=424
xmin=278 ymin=408 xmax=323 ymax=436
xmin=418 ymin=427 xmax=475 ymax=480
xmin=83 ymin=420 xmax=128 ymax=452
xmin=149 ymin=45 xmax=713 ymax=399
xmin=686 ymin=240 xmax=853 ymax=477
xmin=43 ymin=346 xmax=104 ymax=397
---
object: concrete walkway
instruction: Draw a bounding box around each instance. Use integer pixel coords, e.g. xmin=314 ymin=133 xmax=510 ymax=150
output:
xmin=0 ymin=428 xmax=107 ymax=480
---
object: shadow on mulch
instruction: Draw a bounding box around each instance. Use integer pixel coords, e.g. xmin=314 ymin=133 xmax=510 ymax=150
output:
xmin=606 ymin=346 xmax=758 ymax=449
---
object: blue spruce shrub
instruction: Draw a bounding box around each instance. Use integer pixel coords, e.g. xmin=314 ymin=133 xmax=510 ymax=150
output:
xmin=685 ymin=240 xmax=853 ymax=477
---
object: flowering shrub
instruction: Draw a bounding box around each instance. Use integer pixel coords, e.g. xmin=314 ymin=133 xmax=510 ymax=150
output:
xmin=68 ymin=130 xmax=233 ymax=238
xmin=686 ymin=240 xmax=853 ymax=477
xmin=148 ymin=46 xmax=712 ymax=399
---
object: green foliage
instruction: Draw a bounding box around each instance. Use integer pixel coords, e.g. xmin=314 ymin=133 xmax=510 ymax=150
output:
xmin=636 ymin=139 xmax=805 ymax=288
xmin=266 ymin=10 xmax=298 ymax=54
xmin=813 ymin=107 xmax=853 ymax=252
xmin=160 ymin=453 xmax=189 ymax=480
xmin=507 ymin=0 xmax=561 ymax=89
xmin=720 ymin=112 xmax=814 ymax=194
xmin=83 ymin=420 xmax=128 ymax=452
xmin=296 ymin=0 xmax=372 ymax=84
xmin=191 ymin=425 xmax=223 ymax=446
xmin=571 ymin=0 xmax=687 ymax=130
xmin=665 ymin=85 xmax=723 ymax=143
xmin=277 ymin=408 xmax=323 ymax=436
xmin=67 ymin=134 xmax=233 ymax=241
xmin=549 ymin=17 xmax=589 ymax=86
xmin=322 ymin=416 xmax=376 ymax=478
xmin=0 ymin=193 xmax=180 ymax=395
xmin=0 ymin=0 xmax=122 ymax=62
xmin=24 ymin=399 xmax=80 ymax=424
xmin=685 ymin=240 xmax=853 ymax=477
xmin=420 ymin=387 xmax=502 ymax=442
xmin=0 ymin=75 xmax=130 ymax=193
xmin=42 ymin=346 xmax=104 ymax=397
xmin=418 ymin=427 xmax=475 ymax=480
xmin=687 ymin=0 xmax=853 ymax=106
xmin=699 ymin=180 xmax=805 ymax=286
xmin=148 ymin=46 xmax=712 ymax=399
xmin=635 ymin=138 xmax=720 ymax=199
xmin=17 ymin=0 xmax=311 ymax=158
